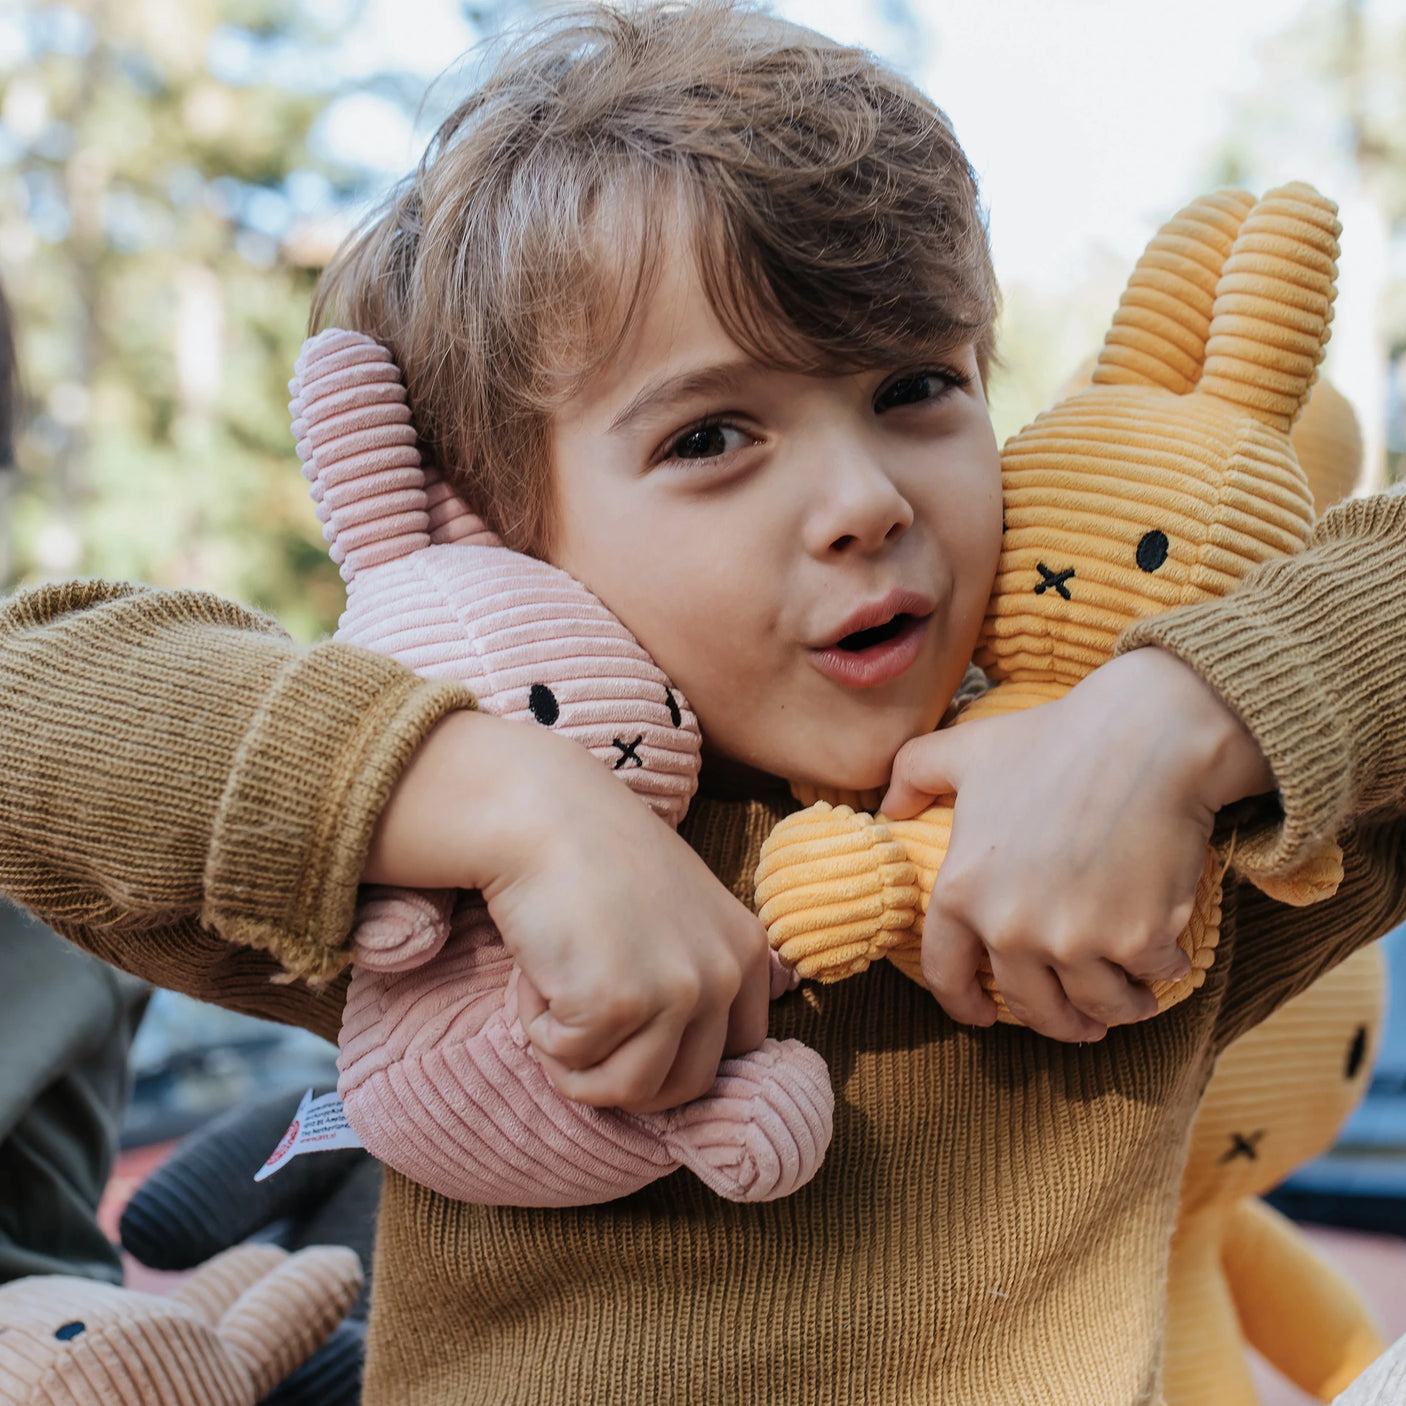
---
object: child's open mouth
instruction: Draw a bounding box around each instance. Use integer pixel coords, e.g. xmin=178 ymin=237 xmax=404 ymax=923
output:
xmin=836 ymin=614 xmax=915 ymax=652
xmin=811 ymin=609 xmax=931 ymax=690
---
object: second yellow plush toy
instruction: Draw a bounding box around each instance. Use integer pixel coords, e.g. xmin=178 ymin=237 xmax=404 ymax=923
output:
xmin=755 ymin=181 xmax=1346 ymax=1020
xmin=1163 ymin=383 xmax=1386 ymax=1406
xmin=1165 ymin=944 xmax=1388 ymax=1405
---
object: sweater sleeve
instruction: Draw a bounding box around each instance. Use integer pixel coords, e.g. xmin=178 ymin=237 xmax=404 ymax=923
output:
xmin=0 ymin=580 xmax=474 ymax=1037
xmin=1115 ymin=490 xmax=1406 ymax=1045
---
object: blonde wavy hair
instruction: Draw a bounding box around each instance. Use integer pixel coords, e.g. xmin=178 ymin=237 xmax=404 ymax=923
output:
xmin=312 ymin=1 xmax=998 ymax=555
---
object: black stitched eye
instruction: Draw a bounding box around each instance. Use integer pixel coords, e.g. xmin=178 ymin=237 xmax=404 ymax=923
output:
xmin=528 ymin=684 xmax=560 ymax=727
xmin=1136 ymin=529 xmax=1169 ymax=573
xmin=1345 ymin=1024 xmax=1368 ymax=1080
xmin=665 ymin=687 xmax=682 ymax=729
xmin=54 ymin=1322 xmax=86 ymax=1341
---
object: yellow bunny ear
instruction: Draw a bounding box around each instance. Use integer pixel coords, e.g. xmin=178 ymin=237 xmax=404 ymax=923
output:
xmin=1198 ymin=182 xmax=1341 ymax=430
xmin=1093 ymin=188 xmax=1256 ymax=393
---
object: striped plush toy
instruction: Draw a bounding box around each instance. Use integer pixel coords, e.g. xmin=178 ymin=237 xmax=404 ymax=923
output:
xmin=754 ymin=182 xmax=1347 ymax=1020
xmin=290 ymin=329 xmax=832 ymax=1209
xmin=0 ymin=1245 xmax=362 ymax=1406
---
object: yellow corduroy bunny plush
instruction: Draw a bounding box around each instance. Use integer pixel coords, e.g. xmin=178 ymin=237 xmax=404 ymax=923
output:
xmin=755 ymin=181 xmax=1346 ymax=1017
xmin=1164 ymin=942 xmax=1387 ymax=1406
xmin=1162 ymin=381 xmax=1387 ymax=1406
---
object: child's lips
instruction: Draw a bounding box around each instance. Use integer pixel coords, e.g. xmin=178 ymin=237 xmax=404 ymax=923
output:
xmin=809 ymin=612 xmax=931 ymax=689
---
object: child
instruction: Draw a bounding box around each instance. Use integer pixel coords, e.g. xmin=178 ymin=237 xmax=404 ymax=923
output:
xmin=1 ymin=4 xmax=1403 ymax=1403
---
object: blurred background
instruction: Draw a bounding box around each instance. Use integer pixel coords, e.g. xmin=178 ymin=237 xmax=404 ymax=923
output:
xmin=1 ymin=2 xmax=1403 ymax=1402
xmin=3 ymin=0 xmax=1406 ymax=626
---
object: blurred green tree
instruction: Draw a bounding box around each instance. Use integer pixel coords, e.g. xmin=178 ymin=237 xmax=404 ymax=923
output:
xmin=1202 ymin=0 xmax=1406 ymax=488
xmin=0 ymin=0 xmax=520 ymax=636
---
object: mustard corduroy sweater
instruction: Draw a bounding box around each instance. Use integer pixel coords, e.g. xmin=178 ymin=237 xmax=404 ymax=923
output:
xmin=1 ymin=494 xmax=1405 ymax=1405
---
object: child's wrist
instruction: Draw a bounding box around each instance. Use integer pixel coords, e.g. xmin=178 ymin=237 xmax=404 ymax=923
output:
xmin=363 ymin=709 xmax=563 ymax=892
xmin=1140 ymin=648 xmax=1275 ymax=811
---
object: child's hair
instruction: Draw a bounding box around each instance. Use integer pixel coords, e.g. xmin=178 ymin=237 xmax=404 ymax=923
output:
xmin=312 ymin=0 xmax=998 ymax=555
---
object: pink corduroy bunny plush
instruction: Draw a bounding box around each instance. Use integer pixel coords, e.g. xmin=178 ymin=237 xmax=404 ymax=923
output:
xmin=290 ymin=329 xmax=833 ymax=1208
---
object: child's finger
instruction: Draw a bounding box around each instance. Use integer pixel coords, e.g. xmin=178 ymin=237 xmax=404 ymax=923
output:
xmin=537 ymin=1007 xmax=687 ymax=1110
xmin=880 ymin=730 xmax=966 ymax=819
xmin=991 ymin=954 xmax=1108 ymax=1043
xmin=723 ymin=947 xmax=772 ymax=1055
xmin=644 ymin=1007 xmax=733 ymax=1113
xmin=1055 ymin=957 xmax=1159 ymax=1028
xmin=520 ymin=980 xmax=652 ymax=1073
xmin=920 ymin=910 xmax=998 ymax=1027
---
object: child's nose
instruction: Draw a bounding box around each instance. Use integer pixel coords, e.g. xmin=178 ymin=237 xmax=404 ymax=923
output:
xmin=804 ymin=452 xmax=914 ymax=558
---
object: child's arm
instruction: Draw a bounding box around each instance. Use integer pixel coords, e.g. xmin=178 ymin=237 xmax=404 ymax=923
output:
xmin=0 ymin=580 xmax=769 ymax=1111
xmin=884 ymin=492 xmax=1406 ymax=1041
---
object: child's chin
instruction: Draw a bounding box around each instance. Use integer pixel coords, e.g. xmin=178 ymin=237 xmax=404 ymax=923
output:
xmin=794 ymin=751 xmax=900 ymax=799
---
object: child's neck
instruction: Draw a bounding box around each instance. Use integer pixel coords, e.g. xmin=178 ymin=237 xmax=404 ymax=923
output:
xmin=697 ymin=746 xmax=883 ymax=813
xmin=696 ymin=746 xmax=794 ymax=806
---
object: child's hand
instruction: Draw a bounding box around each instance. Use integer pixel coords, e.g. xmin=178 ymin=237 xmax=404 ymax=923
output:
xmin=365 ymin=711 xmax=771 ymax=1113
xmin=881 ymin=649 xmax=1275 ymax=1042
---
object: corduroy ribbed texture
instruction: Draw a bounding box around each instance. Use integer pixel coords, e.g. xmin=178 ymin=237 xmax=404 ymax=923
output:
xmin=0 ymin=537 xmax=1404 ymax=1400
xmin=1164 ymin=946 xmax=1387 ymax=1406
xmin=118 ymin=1088 xmax=377 ymax=1312
xmin=0 ymin=1245 xmax=362 ymax=1406
xmin=287 ymin=328 xmax=832 ymax=1209
xmin=756 ymin=184 xmax=1343 ymax=1014
xmin=1119 ymin=490 xmax=1406 ymax=878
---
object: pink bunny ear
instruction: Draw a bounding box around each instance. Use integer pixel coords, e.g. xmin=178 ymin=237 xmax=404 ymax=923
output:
xmin=289 ymin=329 xmax=500 ymax=581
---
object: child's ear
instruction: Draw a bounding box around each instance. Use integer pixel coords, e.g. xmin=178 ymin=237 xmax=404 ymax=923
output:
xmin=1093 ymin=188 xmax=1255 ymax=395
xmin=1198 ymin=181 xmax=1341 ymax=432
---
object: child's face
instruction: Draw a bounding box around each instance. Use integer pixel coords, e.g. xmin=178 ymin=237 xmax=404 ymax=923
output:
xmin=550 ymin=236 xmax=1002 ymax=791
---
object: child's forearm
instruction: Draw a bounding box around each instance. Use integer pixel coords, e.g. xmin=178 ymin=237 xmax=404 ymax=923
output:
xmin=0 ymin=580 xmax=472 ymax=982
xmin=368 ymin=707 xmax=774 ymax=1113
xmin=1118 ymin=490 xmax=1406 ymax=875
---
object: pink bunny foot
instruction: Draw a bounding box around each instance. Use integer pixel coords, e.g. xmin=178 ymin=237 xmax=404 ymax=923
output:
xmin=351 ymin=886 xmax=455 ymax=972
xmin=644 ymin=1038 xmax=834 ymax=1202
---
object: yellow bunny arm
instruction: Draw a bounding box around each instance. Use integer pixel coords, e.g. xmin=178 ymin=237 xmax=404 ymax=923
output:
xmin=754 ymin=803 xmax=920 ymax=980
xmin=1243 ymin=838 xmax=1345 ymax=907
xmin=1222 ymin=1196 xmax=1385 ymax=1401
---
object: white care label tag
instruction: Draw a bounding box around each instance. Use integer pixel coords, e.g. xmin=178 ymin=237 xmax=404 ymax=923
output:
xmin=255 ymin=1088 xmax=364 ymax=1182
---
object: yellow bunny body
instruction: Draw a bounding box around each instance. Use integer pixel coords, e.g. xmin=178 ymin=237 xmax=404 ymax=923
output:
xmin=757 ymin=183 xmax=1345 ymax=1018
xmin=1165 ymin=943 xmax=1387 ymax=1404
xmin=1161 ymin=380 xmax=1387 ymax=1405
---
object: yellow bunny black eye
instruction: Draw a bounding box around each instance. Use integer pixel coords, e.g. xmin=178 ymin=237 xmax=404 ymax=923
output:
xmin=1345 ymin=1024 xmax=1368 ymax=1080
xmin=1136 ymin=530 xmax=1170 ymax=573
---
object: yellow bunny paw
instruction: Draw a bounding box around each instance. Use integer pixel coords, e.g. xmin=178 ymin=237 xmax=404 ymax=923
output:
xmin=885 ymin=933 xmax=926 ymax=987
xmin=1245 ymin=840 xmax=1345 ymax=907
xmin=756 ymin=803 xmax=921 ymax=981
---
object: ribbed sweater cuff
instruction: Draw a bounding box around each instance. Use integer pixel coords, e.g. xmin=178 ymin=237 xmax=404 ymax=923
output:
xmin=1116 ymin=491 xmax=1406 ymax=876
xmin=204 ymin=642 xmax=474 ymax=981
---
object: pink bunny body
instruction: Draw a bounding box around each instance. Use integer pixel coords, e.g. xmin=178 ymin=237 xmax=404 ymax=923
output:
xmin=292 ymin=329 xmax=832 ymax=1207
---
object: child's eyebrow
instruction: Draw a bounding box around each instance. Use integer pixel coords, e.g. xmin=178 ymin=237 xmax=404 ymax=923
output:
xmin=608 ymin=358 xmax=759 ymax=435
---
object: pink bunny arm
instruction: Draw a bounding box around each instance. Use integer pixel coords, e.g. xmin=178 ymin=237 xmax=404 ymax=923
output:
xmin=351 ymin=887 xmax=456 ymax=972
xmin=337 ymin=900 xmax=832 ymax=1206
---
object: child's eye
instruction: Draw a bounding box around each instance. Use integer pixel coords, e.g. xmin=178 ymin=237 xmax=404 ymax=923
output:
xmin=873 ymin=368 xmax=969 ymax=414
xmin=662 ymin=419 xmax=752 ymax=462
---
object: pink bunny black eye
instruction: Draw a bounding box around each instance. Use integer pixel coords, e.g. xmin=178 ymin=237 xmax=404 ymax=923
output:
xmin=54 ymin=1322 xmax=86 ymax=1341
xmin=1136 ymin=530 xmax=1170 ymax=572
xmin=665 ymin=687 xmax=682 ymax=728
xmin=528 ymin=684 xmax=560 ymax=726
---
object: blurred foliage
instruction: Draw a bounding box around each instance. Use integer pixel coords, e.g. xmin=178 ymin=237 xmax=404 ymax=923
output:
xmin=0 ymin=0 xmax=523 ymax=637
xmin=1202 ymin=0 xmax=1406 ymax=484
